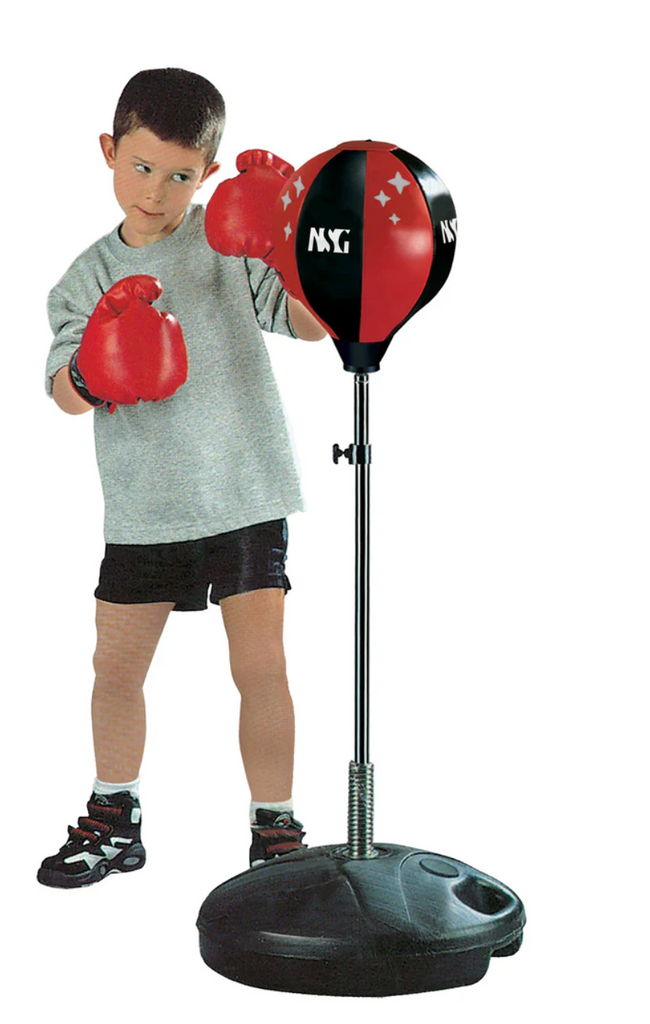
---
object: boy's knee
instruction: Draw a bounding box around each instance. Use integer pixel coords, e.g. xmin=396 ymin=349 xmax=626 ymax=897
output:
xmin=230 ymin=646 xmax=288 ymax=695
xmin=92 ymin=645 xmax=147 ymax=689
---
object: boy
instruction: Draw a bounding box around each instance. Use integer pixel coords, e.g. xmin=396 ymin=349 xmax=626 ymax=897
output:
xmin=38 ymin=68 xmax=325 ymax=888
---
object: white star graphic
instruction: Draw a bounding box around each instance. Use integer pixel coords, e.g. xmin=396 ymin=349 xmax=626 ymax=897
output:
xmin=294 ymin=177 xmax=305 ymax=197
xmin=283 ymin=222 xmax=293 ymax=241
xmin=388 ymin=171 xmax=410 ymax=194
xmin=281 ymin=191 xmax=292 ymax=210
xmin=374 ymin=190 xmax=390 ymax=207
xmin=389 ymin=213 xmax=401 ymax=225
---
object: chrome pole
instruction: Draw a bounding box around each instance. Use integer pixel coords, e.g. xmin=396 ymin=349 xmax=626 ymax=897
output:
xmin=334 ymin=373 xmax=374 ymax=858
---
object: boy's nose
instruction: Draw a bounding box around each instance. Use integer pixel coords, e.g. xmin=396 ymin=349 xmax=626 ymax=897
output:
xmin=147 ymin=178 xmax=167 ymax=203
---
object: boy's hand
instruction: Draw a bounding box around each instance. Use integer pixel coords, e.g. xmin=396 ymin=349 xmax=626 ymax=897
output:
xmin=205 ymin=150 xmax=294 ymax=267
xmin=70 ymin=276 xmax=188 ymax=414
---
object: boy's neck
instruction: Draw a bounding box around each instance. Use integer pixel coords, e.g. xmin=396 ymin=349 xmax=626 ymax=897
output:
xmin=118 ymin=208 xmax=189 ymax=248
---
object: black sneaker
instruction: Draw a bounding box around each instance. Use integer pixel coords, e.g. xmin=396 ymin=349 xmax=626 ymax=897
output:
xmin=249 ymin=809 xmax=307 ymax=868
xmin=37 ymin=791 xmax=146 ymax=889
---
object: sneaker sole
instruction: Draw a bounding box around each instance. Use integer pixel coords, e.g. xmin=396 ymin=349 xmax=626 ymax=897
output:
xmin=37 ymin=843 xmax=146 ymax=889
xmin=249 ymin=849 xmax=307 ymax=869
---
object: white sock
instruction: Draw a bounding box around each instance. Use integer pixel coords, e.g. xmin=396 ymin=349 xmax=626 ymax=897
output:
xmin=94 ymin=776 xmax=140 ymax=799
xmin=250 ymin=798 xmax=293 ymax=825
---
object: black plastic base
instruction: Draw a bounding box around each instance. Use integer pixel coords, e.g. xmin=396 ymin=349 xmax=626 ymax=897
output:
xmin=197 ymin=843 xmax=525 ymax=997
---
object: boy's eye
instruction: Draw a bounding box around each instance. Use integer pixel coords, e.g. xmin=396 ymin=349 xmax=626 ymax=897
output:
xmin=134 ymin=163 xmax=151 ymax=174
xmin=172 ymin=173 xmax=191 ymax=183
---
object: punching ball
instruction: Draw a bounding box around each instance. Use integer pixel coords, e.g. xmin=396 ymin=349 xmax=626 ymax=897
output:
xmin=273 ymin=140 xmax=457 ymax=371
xmin=197 ymin=141 xmax=526 ymax=998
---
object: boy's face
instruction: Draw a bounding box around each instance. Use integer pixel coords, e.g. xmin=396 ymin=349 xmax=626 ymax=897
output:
xmin=100 ymin=128 xmax=219 ymax=247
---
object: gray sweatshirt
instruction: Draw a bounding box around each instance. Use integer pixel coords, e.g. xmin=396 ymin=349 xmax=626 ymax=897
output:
xmin=45 ymin=205 xmax=304 ymax=544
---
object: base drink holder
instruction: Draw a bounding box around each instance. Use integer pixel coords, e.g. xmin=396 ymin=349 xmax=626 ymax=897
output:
xmin=197 ymin=143 xmax=525 ymax=996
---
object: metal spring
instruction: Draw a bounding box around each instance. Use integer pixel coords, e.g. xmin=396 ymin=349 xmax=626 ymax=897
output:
xmin=347 ymin=760 xmax=375 ymax=858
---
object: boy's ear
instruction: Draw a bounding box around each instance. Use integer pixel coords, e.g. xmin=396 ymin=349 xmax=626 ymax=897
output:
xmin=199 ymin=161 xmax=220 ymax=185
xmin=100 ymin=133 xmax=117 ymax=168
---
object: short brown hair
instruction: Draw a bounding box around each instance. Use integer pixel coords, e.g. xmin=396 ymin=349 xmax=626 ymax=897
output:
xmin=113 ymin=68 xmax=226 ymax=166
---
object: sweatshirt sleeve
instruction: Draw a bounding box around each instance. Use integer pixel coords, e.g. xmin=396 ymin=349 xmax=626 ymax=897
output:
xmin=44 ymin=265 xmax=104 ymax=397
xmin=243 ymin=257 xmax=297 ymax=339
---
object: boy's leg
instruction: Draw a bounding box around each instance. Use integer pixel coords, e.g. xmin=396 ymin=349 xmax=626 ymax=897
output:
xmin=92 ymin=599 xmax=174 ymax=782
xmin=37 ymin=599 xmax=174 ymax=888
xmin=219 ymin=587 xmax=294 ymax=802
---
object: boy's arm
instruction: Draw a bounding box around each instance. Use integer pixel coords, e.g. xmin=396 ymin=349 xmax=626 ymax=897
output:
xmin=46 ymin=274 xmax=96 ymax=409
xmin=205 ymin=152 xmax=326 ymax=343
xmin=287 ymin=296 xmax=327 ymax=342
xmin=245 ymin=258 xmax=327 ymax=343
xmin=47 ymin=275 xmax=187 ymax=416
xmin=52 ymin=366 xmax=94 ymax=415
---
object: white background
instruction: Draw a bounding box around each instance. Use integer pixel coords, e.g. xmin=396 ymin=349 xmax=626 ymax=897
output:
xmin=2 ymin=1 xmax=647 ymax=1019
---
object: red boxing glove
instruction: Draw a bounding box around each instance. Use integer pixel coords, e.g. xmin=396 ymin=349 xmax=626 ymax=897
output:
xmin=70 ymin=276 xmax=188 ymax=414
xmin=205 ymin=150 xmax=294 ymax=267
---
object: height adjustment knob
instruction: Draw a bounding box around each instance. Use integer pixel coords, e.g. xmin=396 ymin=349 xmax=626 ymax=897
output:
xmin=333 ymin=443 xmax=372 ymax=465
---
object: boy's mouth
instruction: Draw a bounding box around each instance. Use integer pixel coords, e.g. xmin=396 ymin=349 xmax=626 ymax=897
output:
xmin=135 ymin=206 xmax=164 ymax=218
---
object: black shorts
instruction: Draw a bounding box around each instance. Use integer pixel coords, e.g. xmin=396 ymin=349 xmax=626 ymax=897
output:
xmin=95 ymin=519 xmax=291 ymax=611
